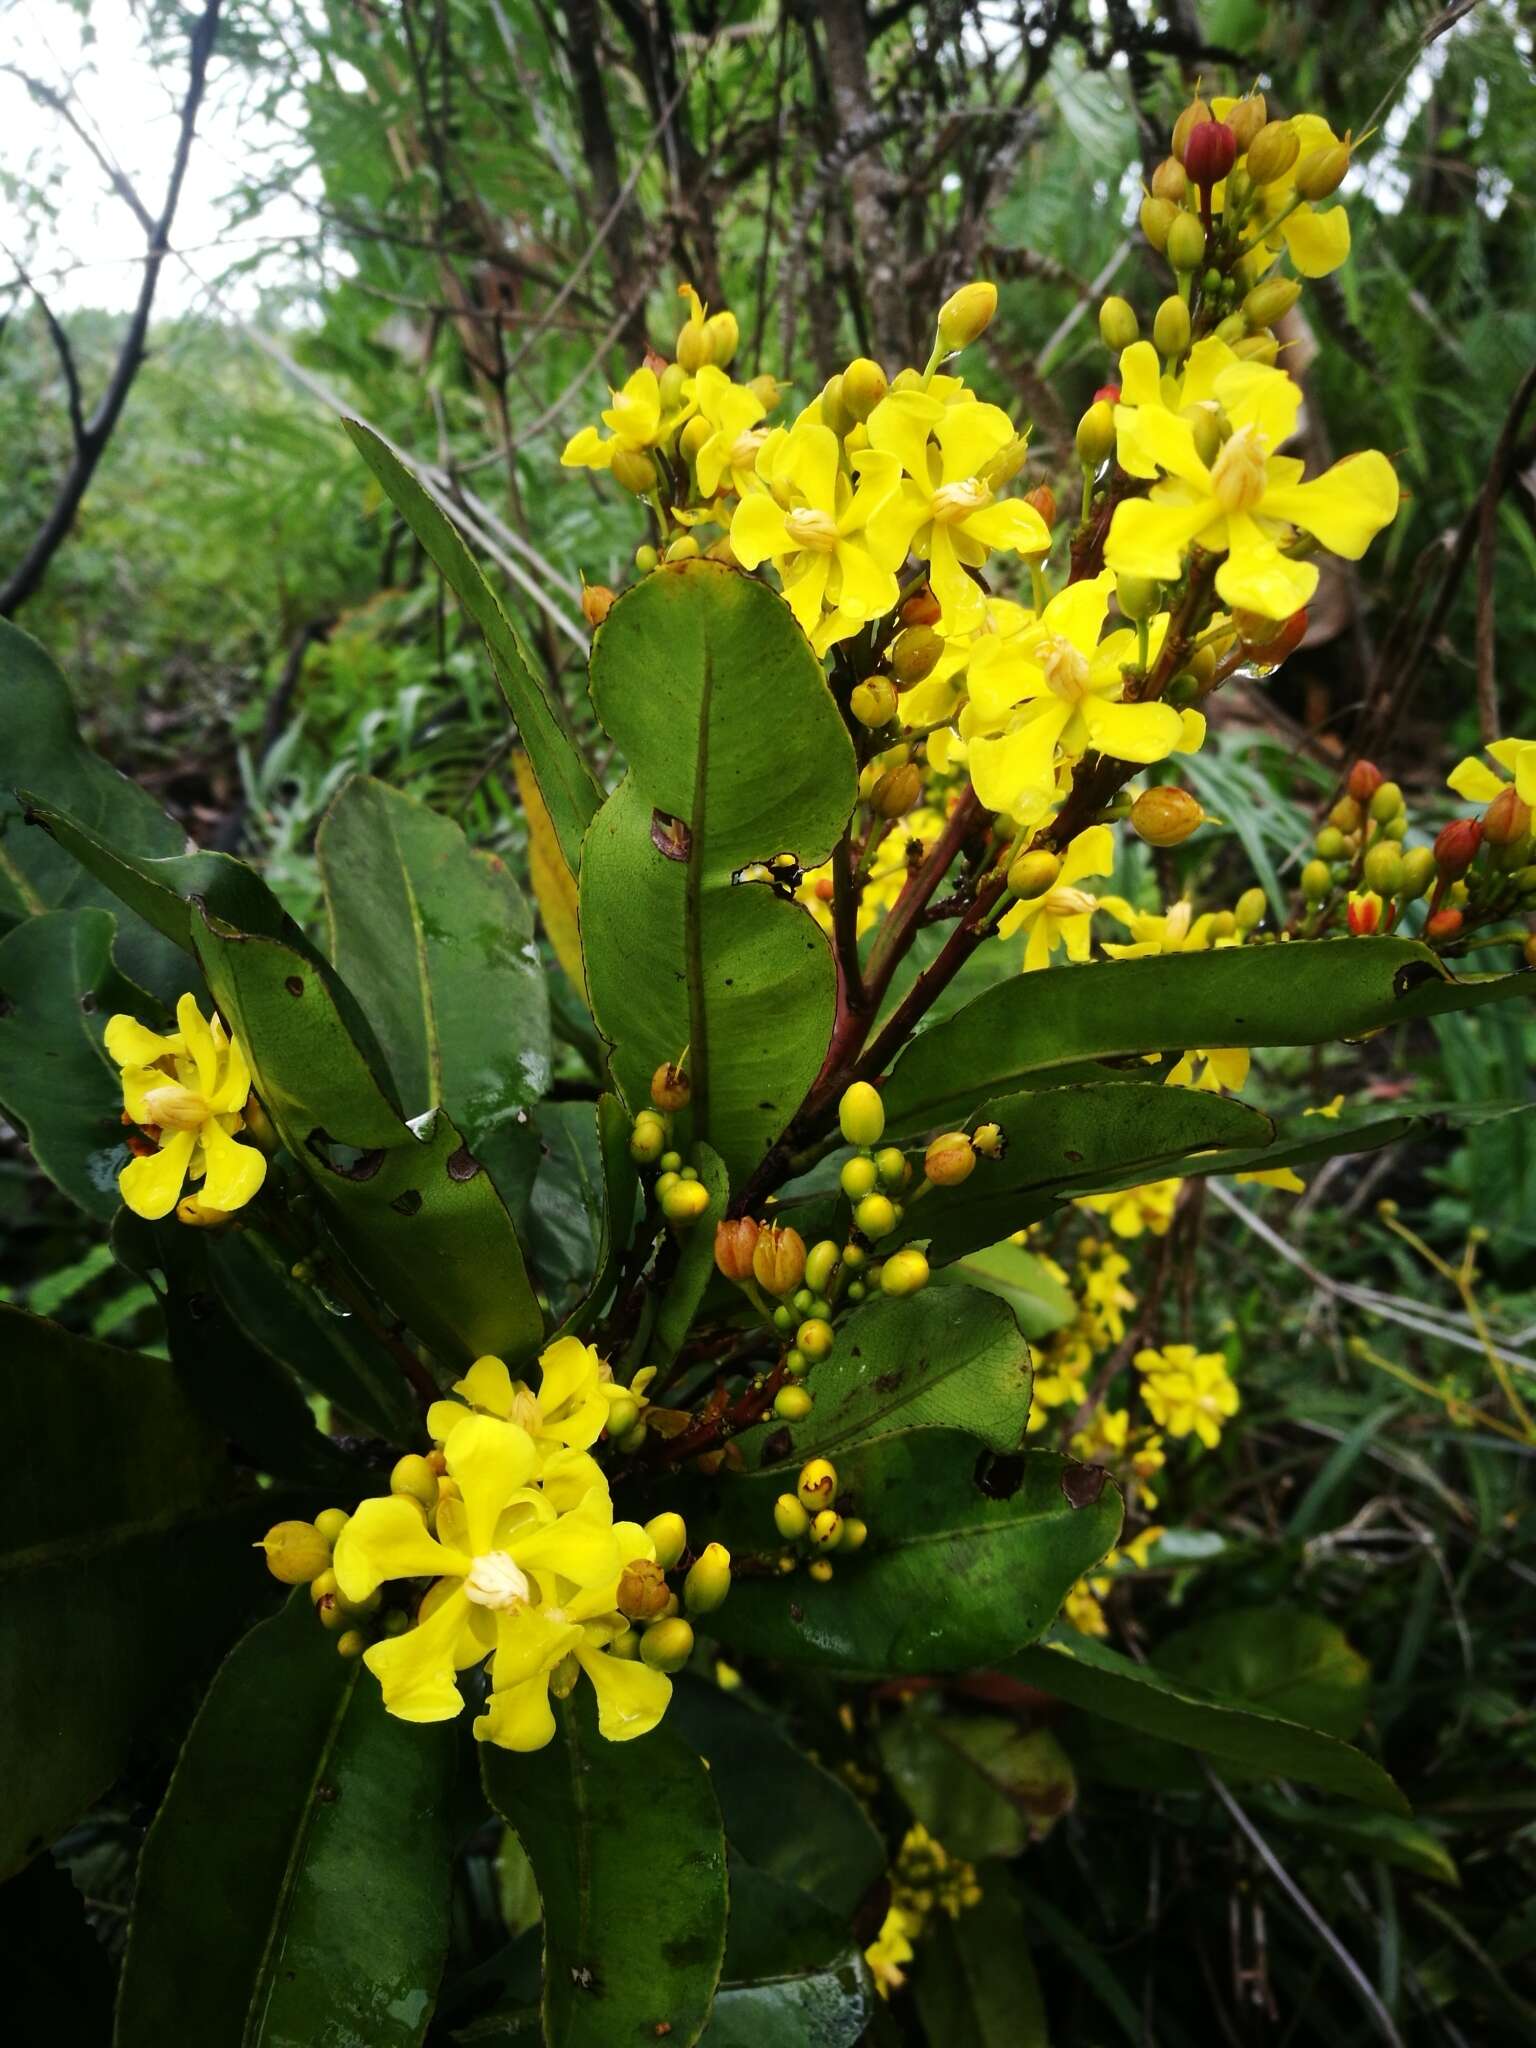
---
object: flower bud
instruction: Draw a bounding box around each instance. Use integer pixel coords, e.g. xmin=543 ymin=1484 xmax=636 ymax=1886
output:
xmin=1078 ymin=400 xmax=1123 ymax=481
xmin=1483 ymin=785 xmax=1532 ymax=847
xmin=1152 ymin=295 xmax=1191 ymax=359
xmin=1130 ymin=786 xmax=1204 ymax=847
xmin=391 ymin=1454 xmax=438 ymax=1512
xmin=1024 ymin=483 xmax=1057 ymax=530
xmin=851 ymin=677 xmax=898 ymax=729
xmin=676 ymin=319 xmax=713 ymax=373
xmin=1235 ymin=886 xmax=1267 ymax=931
xmin=870 ymin=763 xmax=922 ymax=818
xmin=936 ymin=280 xmax=997 ymax=353
xmin=1399 ymin=846 xmax=1436 ymax=900
xmin=1369 ymin=781 xmax=1404 ymax=823
xmin=704 ymin=309 xmax=739 ymax=366
xmin=258 ymin=1520 xmax=332 ymax=1585
xmin=854 ymin=1192 xmax=897 ymax=1239
xmin=841 ymin=1154 xmax=879 ymax=1200
xmin=1166 ymin=211 xmax=1207 ymax=274
xmin=1139 ymin=195 xmax=1177 ymax=251
xmin=753 ymin=1223 xmax=807 ymax=1297
xmin=890 ymin=624 xmax=943 ymax=686
xmin=1227 ymin=93 xmax=1268 ymax=154
xmin=874 ymin=1146 xmax=909 ymax=1190
xmin=1328 ymin=794 xmax=1364 ymax=834
xmin=618 ymin=1558 xmax=671 ymax=1622
xmin=635 ymin=544 xmax=658 ymax=573
xmin=1346 ymin=759 xmax=1384 ymax=803
xmin=1363 ymin=842 xmax=1404 ymax=896
xmin=651 ymin=1061 xmax=691 ymax=1112
xmin=679 ymin=414 xmax=712 ymax=464
xmin=1171 ymin=97 xmax=1212 ymax=164
xmin=1214 ymin=312 xmax=1248 ymax=347
xmin=775 ymin=1493 xmax=810 ymax=1540
xmin=971 ymin=1121 xmax=1005 ymax=1159
xmin=901 ymin=584 xmax=942 ymax=627
xmin=1098 ymin=296 xmax=1140 ymax=351
xmin=1347 ymin=891 xmax=1381 ymax=936
xmin=715 ymin=1216 xmax=760 ymax=1284
xmin=665 ymin=535 xmax=700 ymax=563
xmin=1301 ymin=858 xmax=1332 ymax=901
xmin=1178 ymin=404 xmax=1221 ymax=468
xmin=610 ymin=446 xmax=659 ymax=495
xmin=1115 ymin=573 xmax=1160 ymax=621
xmin=839 ymin=1081 xmax=885 ymax=1148
xmin=1294 ymin=137 xmax=1351 ymax=201
xmin=662 ymin=1178 xmax=710 ymax=1225
xmin=1182 ymin=118 xmax=1237 ymax=189
xmin=1245 ymin=120 xmax=1300 ymax=186
xmin=314 ymin=1507 xmax=350 ymax=1547
xmin=839 ymin=1517 xmax=868 ymax=1552
xmin=1425 ymin=907 xmax=1464 ymax=943
xmin=796 ymin=1317 xmax=834 ymax=1361
xmin=705 ymin=535 xmax=739 ymax=566
xmin=880 ymin=1247 xmax=930 ymax=1297
xmin=645 ymin=1511 xmax=688 ymax=1569
xmin=797 ymin=1458 xmax=838 ymax=1512
xmin=1242 ymin=277 xmax=1302 ymax=331
xmin=1234 ymin=334 xmax=1279 ymax=366
xmin=809 ymin=1509 xmax=843 ymax=1550
xmin=774 ymin=1384 xmax=813 ymax=1421
xmin=804 ymin=1239 xmax=841 ymax=1294
xmin=630 ymin=1110 xmax=667 ymax=1164
xmin=658 ymin=361 xmax=689 ymax=409
xmin=924 ymin=1132 xmax=976 ymax=1187
xmin=580 ymin=582 xmax=616 ymax=630
xmin=684 ymin=1542 xmax=732 ymax=1615
xmin=831 ymin=359 xmax=885 ymax=428
xmin=1150 ymin=156 xmax=1187 ymax=202
xmin=1434 ymin=817 xmax=1482 ymax=879
xmin=639 ymin=1616 xmax=695 ymax=1672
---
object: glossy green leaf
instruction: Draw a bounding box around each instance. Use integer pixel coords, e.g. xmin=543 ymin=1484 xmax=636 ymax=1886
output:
xmin=881 ymin=940 xmax=1533 ymax=1139
xmin=930 ymin=1239 xmax=1076 ymax=1339
xmin=651 ymin=1142 xmax=730 ymax=1365
xmin=579 ymin=561 xmax=856 ymax=1185
xmin=698 ymin=1430 xmax=1122 ymax=1676
xmin=558 ymin=1094 xmax=640 ymax=1335
xmin=879 ymin=1696 xmax=1075 ymax=1859
xmin=731 ymin=1287 xmax=1032 ymax=1474
xmin=482 ymin=1688 xmax=728 ymax=2048
xmin=1157 ymin=1606 xmax=1372 ymax=1740
xmin=921 ymin=1084 xmax=1273 ymax=1262
xmin=1247 ymin=1793 xmax=1459 ymax=1884
xmin=192 ymin=906 xmax=542 ymax=1369
xmin=699 ymin=1863 xmax=872 ymax=2048
xmin=668 ymin=1676 xmax=884 ymax=1916
xmin=912 ymin=1885 xmax=1050 ymax=2048
xmin=0 ymin=907 xmax=147 ymax=1218
xmin=342 ymin=420 xmax=602 ymax=873
xmin=318 ymin=775 xmax=550 ymax=1205
xmin=116 ymin=1592 xmax=456 ymax=2048
xmin=1008 ymin=1632 xmax=1407 ymax=1812
xmin=0 ymin=1303 xmax=284 ymax=1874
xmin=519 ymin=1100 xmax=606 ymax=1311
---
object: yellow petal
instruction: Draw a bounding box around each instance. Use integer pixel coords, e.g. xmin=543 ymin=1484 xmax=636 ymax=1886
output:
xmin=1129 ymin=408 xmax=1212 ymax=489
xmin=576 ymin=1645 xmax=672 ymax=1740
xmin=446 ymin=1415 xmax=540 ymax=1557
xmin=1038 ymin=570 xmax=1114 ymax=655
xmin=1281 ymin=203 xmax=1351 ymax=278
xmin=490 ymin=1605 xmax=582 ymax=1687
xmin=926 ymin=523 xmax=984 ymax=633
xmin=961 ymin=499 xmax=1050 ymax=557
xmin=784 ymin=422 xmax=841 ymax=518
xmin=1258 ymin=450 xmax=1399 ymax=561
xmin=1446 ymin=756 xmax=1506 ymax=802
xmin=1175 ymin=708 xmax=1207 ymax=754
xmin=454 ymin=1354 xmax=517 ymax=1417
xmin=512 ymin=1484 xmax=620 ymax=1589
xmin=333 ymin=1494 xmax=467 ymax=1603
xmin=537 ymin=1335 xmax=598 ymax=1417
xmin=781 ymin=550 xmax=831 ymax=633
xmin=1060 ymin=824 xmax=1115 ymax=886
xmin=538 ymin=1448 xmax=608 ymax=1513
xmin=176 ymin=994 xmax=218 ymax=1096
xmin=195 ymin=1115 xmax=266 ymax=1213
xmin=104 ymin=1015 xmax=179 ymax=1069
xmin=561 ymin=425 xmax=613 ymax=470
xmin=1215 ymin=362 xmax=1302 ymax=450
xmin=427 ymin=1396 xmax=475 ymax=1444
xmin=932 ymin=400 xmax=1014 ymax=485
xmin=118 ymin=1127 xmax=198 ymax=1220
xmin=968 ymin=711 xmax=1069 ymax=816
xmin=1116 ymin=340 xmax=1162 ymax=410
xmin=729 ymin=493 xmax=792 ymax=569
xmin=830 ymin=538 xmax=897 ymax=623
xmin=866 ymin=388 xmax=946 ymax=484
xmin=1082 ymin=698 xmax=1185 ymax=766
xmin=364 ymin=1588 xmax=476 ymax=1723
xmin=1105 ymin=494 xmax=1219 ymax=584
xmin=1214 ymin=513 xmax=1318 ymax=619
xmin=474 ymin=1671 xmax=557 ymax=1751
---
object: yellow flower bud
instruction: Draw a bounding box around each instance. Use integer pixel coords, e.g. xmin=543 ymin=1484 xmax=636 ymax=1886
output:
xmin=1139 ymin=195 xmax=1177 ymax=251
xmin=851 ymin=678 xmax=898 ymax=729
xmin=1075 ymin=401 xmax=1116 ymax=470
xmin=630 ymin=1110 xmax=667 ymax=1165
xmin=874 ymin=1147 xmax=910 ymax=1191
xmin=662 ymin=1179 xmax=710 ymax=1226
xmin=841 ymin=356 xmax=888 ymax=421
xmin=839 ymin=1081 xmax=885 ymax=1149
xmin=1233 ymin=334 xmax=1278 ymax=366
xmin=1130 ymin=786 xmax=1204 ymax=847
xmin=754 ymin=1223 xmax=807 ymax=1297
xmin=645 ymin=1511 xmax=688 ymax=1570
xmin=639 ymin=1616 xmax=695 ymax=1672
xmin=748 ymin=372 xmax=784 ymax=410
xmin=1115 ymin=573 xmax=1160 ymax=621
xmin=618 ymin=1558 xmax=672 ymax=1621
xmin=1171 ymin=96 xmax=1212 ymax=164
xmin=870 ymin=762 xmax=921 ymax=818
xmin=1150 ymin=156 xmax=1187 ymax=202
xmin=1227 ymin=93 xmax=1267 ymax=153
xmin=775 ymin=1384 xmax=813 ymax=1421
xmin=679 ymin=415 xmax=712 ymax=463
xmin=891 ymin=625 xmax=943 ymax=686
xmin=605 ymin=1392 xmax=641 ymax=1438
xmin=684 ymin=1542 xmax=733 ymax=1614
xmin=336 ymin=1629 xmax=366 ymax=1660
xmin=796 ymin=1317 xmax=835 ymax=1362
xmin=1165 ymin=211 xmax=1207 ymax=274
xmin=257 ymin=1520 xmax=332 ymax=1586
xmin=839 ymin=1517 xmax=868 ymax=1552
xmin=880 ymin=1247 xmax=930 ymax=1297
xmin=1294 ymin=137 xmax=1351 ymax=201
xmin=924 ymin=1132 xmax=975 ymax=1187
xmin=854 ymin=1192 xmax=897 ymax=1240
xmin=1152 ymin=295 xmax=1191 ymax=359
xmin=610 ymin=446 xmax=659 ymax=495
xmin=390 ymin=1454 xmax=438 ymax=1512
xmin=704 ymin=309 xmax=739 ymax=366
xmin=809 ymin=1509 xmax=843 ymax=1550
xmin=775 ymin=1492 xmax=811 ymax=1540
xmin=1242 ymin=277 xmax=1302 ymax=329
xmin=808 ymin=1558 xmax=834 ymax=1582
xmin=1007 ymin=848 xmax=1061 ymax=898
xmin=634 ymin=544 xmax=658 ymax=573
xmin=797 ymin=1458 xmax=838 ymax=1513
xmin=665 ymin=535 xmax=700 ymax=563
xmin=841 ymin=1155 xmax=879 ymax=1201
xmin=936 ymin=280 xmax=997 ymax=354
xmin=1301 ymin=858 xmax=1332 ymax=901
xmin=581 ymin=581 xmax=616 ymax=629
xmin=1245 ymin=120 xmax=1300 ymax=186
xmin=651 ymin=1061 xmax=691 ymax=1111
xmin=313 ymin=1507 xmax=350 ymax=1547
xmin=676 ymin=317 xmax=713 ymax=372
xmin=1235 ymin=887 xmax=1267 ymax=931
xmin=1098 ymin=296 xmax=1139 ymax=352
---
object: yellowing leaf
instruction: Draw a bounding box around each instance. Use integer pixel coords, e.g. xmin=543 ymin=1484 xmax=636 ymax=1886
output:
xmin=512 ymin=749 xmax=586 ymax=1000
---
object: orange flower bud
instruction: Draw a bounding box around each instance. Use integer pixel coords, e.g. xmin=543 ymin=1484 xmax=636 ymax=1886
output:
xmin=1024 ymin=483 xmax=1057 ymax=529
xmin=1434 ymin=818 xmax=1482 ymax=879
xmin=1130 ymin=787 xmax=1204 ymax=848
xmin=753 ymin=1223 xmax=807 ymax=1297
xmin=1426 ymin=907 xmax=1464 ymax=942
xmin=651 ymin=1061 xmax=692 ymax=1111
xmin=580 ymin=583 xmax=616 ymax=630
xmin=1483 ymin=786 xmax=1532 ymax=847
xmin=1346 ymin=760 xmax=1384 ymax=803
xmin=924 ymin=1132 xmax=976 ymax=1187
xmin=714 ymin=1216 xmax=760 ymax=1284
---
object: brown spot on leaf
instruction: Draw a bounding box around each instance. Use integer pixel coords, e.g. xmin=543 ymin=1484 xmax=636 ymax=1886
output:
xmin=1060 ymin=1460 xmax=1107 ymax=1509
xmin=446 ymin=1144 xmax=481 ymax=1182
xmin=761 ymin=1427 xmax=792 ymax=1466
xmin=284 ymin=975 xmax=304 ymax=998
xmin=391 ymin=1189 xmax=422 ymax=1216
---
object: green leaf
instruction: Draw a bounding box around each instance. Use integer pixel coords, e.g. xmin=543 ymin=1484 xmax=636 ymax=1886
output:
xmin=559 ymin=1094 xmax=640 ymax=1336
xmin=1246 ymin=1793 xmax=1459 ymax=1885
xmin=651 ymin=1142 xmax=730 ymax=1365
xmin=482 ymin=1688 xmax=728 ymax=2048
xmin=1007 ymin=1633 xmax=1407 ymax=1813
xmin=342 ymin=420 xmax=602 ymax=873
xmin=698 ymin=1431 xmax=1121 ymax=1676
xmin=912 ymin=1885 xmax=1050 ymax=2048
xmin=317 ymin=775 xmax=551 ymax=1205
xmin=116 ymin=1593 xmax=456 ymax=2048
xmin=879 ymin=1696 xmax=1075 ymax=1859
xmin=1156 ymin=1606 xmax=1372 ymax=1740
xmin=881 ymin=941 xmax=1533 ymax=1139
xmin=930 ymin=1240 xmax=1076 ymax=1339
xmin=731 ymin=1288 xmax=1032 ymax=1473
xmin=579 ymin=561 xmax=856 ymax=1185
xmin=668 ymin=1676 xmax=885 ymax=1917
xmin=192 ymin=907 xmax=542 ymax=1369
xmin=699 ymin=1863 xmax=872 ymax=2048
xmin=0 ymin=1303 xmax=286 ymax=1874
xmin=0 ymin=618 xmax=183 ymax=998
xmin=0 ymin=907 xmax=147 ymax=1218
xmin=920 ymin=1084 xmax=1273 ymax=1261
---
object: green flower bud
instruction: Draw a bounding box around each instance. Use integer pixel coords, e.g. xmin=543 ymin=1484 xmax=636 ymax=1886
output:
xmin=1242 ymin=277 xmax=1302 ymax=329
xmin=634 ymin=543 xmax=658 ymax=573
xmin=1214 ymin=312 xmax=1248 ymax=346
xmin=891 ymin=625 xmax=943 ymax=685
xmin=1294 ymin=137 xmax=1351 ymax=201
xmin=1400 ymin=847 xmax=1437 ymax=900
xmin=1245 ymin=120 xmax=1300 ymax=187
xmin=783 ymin=1347 xmax=808 ymax=1377
xmin=839 ymin=1081 xmax=885 ymax=1148
xmin=610 ymin=446 xmax=658 ymax=495
xmin=1179 ymin=404 xmax=1221 ymax=468
xmin=1363 ymin=842 xmax=1404 ymax=897
xmin=639 ymin=1616 xmax=695 ymax=1673
xmin=390 ymin=1455 xmax=438 ymax=1512
xmin=774 ymin=1383 xmax=813 ymax=1421
xmin=804 ymin=1239 xmax=841 ymax=1295
xmin=336 ymin=1629 xmax=366 ymax=1660
xmin=874 ymin=1146 xmax=910 ymax=1190
xmin=796 ymin=1317 xmax=834 ymax=1362
xmin=839 ymin=1516 xmax=869 ymax=1552
xmin=1235 ymin=887 xmax=1267 ymax=930
xmin=1301 ymin=858 xmax=1332 ymax=901
xmin=1233 ymin=334 xmax=1279 ymax=366
xmin=606 ymin=1392 xmax=641 ymax=1438
xmin=1139 ymin=194 xmax=1177 ymax=252
xmin=630 ymin=1111 xmax=667 ymax=1165
xmin=1098 ymin=296 xmax=1139 ymax=351
xmin=841 ymin=1154 xmax=879 ymax=1201
xmin=1315 ymin=826 xmax=1348 ymax=860
xmin=775 ymin=1493 xmax=811 ymax=1540
xmin=1007 ymin=847 xmax=1062 ymax=898
xmin=854 ymin=1192 xmax=897 ymax=1239
xmin=1166 ymin=211 xmax=1207 ymax=274
xmin=313 ymin=1507 xmax=350 ymax=1547
xmin=1369 ymin=780 xmax=1404 ymax=823
xmin=880 ymin=1248 xmax=930 ymax=1297
xmin=1115 ymin=573 xmax=1161 ymax=621
xmin=645 ymin=1511 xmax=688 ymax=1569
xmin=665 ymin=534 xmax=700 ymax=562
xmin=658 ymin=362 xmax=689 ymax=410
xmin=819 ymin=373 xmax=854 ymax=438
xmin=684 ymin=1542 xmax=733 ymax=1615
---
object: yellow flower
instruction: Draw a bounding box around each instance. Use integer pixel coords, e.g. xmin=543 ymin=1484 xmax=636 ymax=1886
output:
xmin=1099 ymin=897 xmax=1225 ymax=959
xmin=1078 ymin=1241 xmax=1136 ymax=1345
xmin=1063 ymin=1579 xmax=1109 ymax=1637
xmin=1105 ymin=360 xmax=1399 ymax=620
xmin=730 ymin=421 xmax=904 ymax=651
xmin=1167 ymin=1045 xmax=1251 ymax=1092
xmin=106 ymin=996 xmax=266 ymax=1221
xmin=1447 ymin=736 xmax=1536 ymax=807
xmin=332 ymin=1414 xmax=627 ymax=1730
xmin=1236 ymin=1166 xmax=1306 ymax=1193
xmin=1112 ymin=336 xmax=1238 ymax=480
xmin=1072 ymin=1405 xmax=1131 ymax=1463
xmin=860 ymin=391 xmax=1049 ymax=631
xmin=1077 ymin=1176 xmax=1182 ymax=1238
xmin=561 ymin=366 xmax=674 ymax=470
xmin=689 ymin=364 xmax=767 ymax=500
xmin=426 ymin=1338 xmax=647 ymax=1458
xmin=1112 ymin=1523 xmax=1166 ymax=1570
xmin=1214 ymin=103 xmax=1353 ymax=280
xmin=1129 ymin=1435 xmax=1166 ymax=1510
xmin=866 ymin=1905 xmax=917 ymax=1998
xmin=962 ymin=574 xmax=1196 ymax=821
xmin=1135 ymin=1344 xmax=1239 ymax=1449
xmin=997 ymin=823 xmax=1115 ymax=971
xmin=1305 ymin=1095 xmax=1346 ymax=1120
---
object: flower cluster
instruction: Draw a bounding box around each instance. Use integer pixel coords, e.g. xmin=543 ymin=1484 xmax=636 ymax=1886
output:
xmin=864 ymin=1823 xmax=983 ymax=1999
xmin=259 ymin=1336 xmax=724 ymax=1749
xmin=771 ymin=1455 xmax=868 ymax=1578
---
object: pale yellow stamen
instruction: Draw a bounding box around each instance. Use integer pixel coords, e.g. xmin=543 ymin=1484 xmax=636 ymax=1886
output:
xmin=464 ymin=1552 xmax=531 ymax=1612
xmin=784 ymin=507 xmax=840 ymax=553
xmin=1039 ymin=635 xmax=1091 ymax=702
xmin=1209 ymin=425 xmax=1268 ymax=514
xmin=930 ymin=478 xmax=992 ymax=524
xmin=140 ymin=1083 xmax=209 ymax=1130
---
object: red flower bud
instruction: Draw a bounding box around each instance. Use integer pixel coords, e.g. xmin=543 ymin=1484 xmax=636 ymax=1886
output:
xmin=1347 ymin=760 xmax=1384 ymax=803
xmin=1425 ymin=907 xmax=1464 ymax=943
xmin=1093 ymin=383 xmax=1122 ymax=405
xmin=1433 ymin=818 xmax=1482 ymax=878
xmin=1346 ymin=894 xmax=1381 ymax=936
xmin=1233 ymin=606 xmax=1308 ymax=661
xmin=1182 ymin=118 xmax=1238 ymax=189
xmin=901 ymin=586 xmax=942 ymax=627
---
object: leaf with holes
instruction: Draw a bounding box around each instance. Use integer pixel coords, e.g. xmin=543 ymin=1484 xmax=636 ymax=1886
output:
xmin=579 ymin=561 xmax=856 ymax=1185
